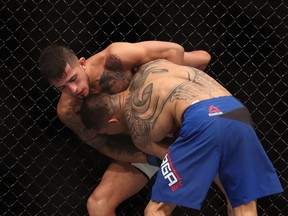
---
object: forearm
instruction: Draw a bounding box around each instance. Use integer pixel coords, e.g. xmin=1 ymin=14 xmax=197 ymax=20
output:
xmin=84 ymin=134 xmax=147 ymax=163
xmin=59 ymin=109 xmax=144 ymax=163
xmin=108 ymin=41 xmax=213 ymax=70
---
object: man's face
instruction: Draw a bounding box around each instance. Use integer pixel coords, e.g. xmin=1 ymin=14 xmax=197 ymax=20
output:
xmin=50 ymin=63 xmax=90 ymax=98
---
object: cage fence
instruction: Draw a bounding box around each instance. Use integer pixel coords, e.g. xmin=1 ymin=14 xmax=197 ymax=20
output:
xmin=0 ymin=0 xmax=287 ymax=215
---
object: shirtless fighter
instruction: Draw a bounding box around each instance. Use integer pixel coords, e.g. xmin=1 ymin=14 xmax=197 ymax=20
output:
xmin=81 ymin=59 xmax=283 ymax=216
xmin=38 ymin=41 xmax=215 ymax=215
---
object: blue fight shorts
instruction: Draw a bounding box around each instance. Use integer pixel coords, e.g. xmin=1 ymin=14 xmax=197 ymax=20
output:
xmin=151 ymin=96 xmax=283 ymax=210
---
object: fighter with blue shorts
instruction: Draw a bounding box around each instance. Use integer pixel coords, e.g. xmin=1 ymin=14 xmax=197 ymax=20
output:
xmin=151 ymin=96 xmax=283 ymax=210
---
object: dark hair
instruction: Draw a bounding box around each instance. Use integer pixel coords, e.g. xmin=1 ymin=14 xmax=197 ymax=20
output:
xmin=80 ymin=93 xmax=114 ymax=130
xmin=38 ymin=44 xmax=78 ymax=81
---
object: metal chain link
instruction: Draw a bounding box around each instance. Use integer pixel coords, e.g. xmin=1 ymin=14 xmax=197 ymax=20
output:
xmin=1 ymin=0 xmax=287 ymax=215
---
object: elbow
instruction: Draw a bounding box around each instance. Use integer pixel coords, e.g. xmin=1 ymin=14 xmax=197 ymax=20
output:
xmin=196 ymin=50 xmax=212 ymax=71
xmin=56 ymin=106 xmax=64 ymax=121
xmin=182 ymin=49 xmax=211 ymax=70
xmin=199 ymin=50 xmax=212 ymax=66
xmin=203 ymin=50 xmax=212 ymax=65
xmin=56 ymin=103 xmax=71 ymax=126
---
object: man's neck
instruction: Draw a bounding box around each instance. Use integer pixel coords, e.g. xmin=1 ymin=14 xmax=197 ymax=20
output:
xmin=87 ymin=55 xmax=105 ymax=93
xmin=111 ymin=91 xmax=129 ymax=133
xmin=118 ymin=91 xmax=128 ymax=116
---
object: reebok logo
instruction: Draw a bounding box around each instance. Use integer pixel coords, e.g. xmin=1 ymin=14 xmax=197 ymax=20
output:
xmin=208 ymin=105 xmax=223 ymax=116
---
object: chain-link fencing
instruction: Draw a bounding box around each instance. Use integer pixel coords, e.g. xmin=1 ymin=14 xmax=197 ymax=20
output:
xmin=1 ymin=0 xmax=287 ymax=215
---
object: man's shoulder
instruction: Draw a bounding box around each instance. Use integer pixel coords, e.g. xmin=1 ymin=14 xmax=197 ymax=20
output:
xmin=87 ymin=50 xmax=108 ymax=67
xmin=56 ymin=93 xmax=82 ymax=117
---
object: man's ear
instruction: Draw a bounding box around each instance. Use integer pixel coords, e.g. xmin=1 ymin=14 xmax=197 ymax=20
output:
xmin=79 ymin=57 xmax=86 ymax=69
xmin=108 ymin=118 xmax=120 ymax=125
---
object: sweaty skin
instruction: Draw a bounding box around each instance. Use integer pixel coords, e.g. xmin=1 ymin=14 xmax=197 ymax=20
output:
xmin=53 ymin=42 xmax=211 ymax=162
xmin=79 ymin=59 xmax=238 ymax=215
xmin=81 ymin=60 xmax=263 ymax=215
xmin=39 ymin=41 xmax=213 ymax=216
xmin=125 ymin=60 xmax=231 ymax=157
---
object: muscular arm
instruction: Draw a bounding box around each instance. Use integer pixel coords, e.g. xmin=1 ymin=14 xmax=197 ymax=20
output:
xmin=106 ymin=41 xmax=184 ymax=69
xmin=57 ymin=94 xmax=146 ymax=163
xmin=98 ymin=41 xmax=211 ymax=94
xmin=106 ymin=41 xmax=211 ymax=70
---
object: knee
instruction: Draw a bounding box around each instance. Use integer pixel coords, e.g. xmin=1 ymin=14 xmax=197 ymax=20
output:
xmin=144 ymin=201 xmax=175 ymax=216
xmin=233 ymin=200 xmax=257 ymax=216
xmin=87 ymin=193 xmax=116 ymax=216
xmin=87 ymin=194 xmax=99 ymax=214
xmin=144 ymin=206 xmax=169 ymax=216
xmin=87 ymin=194 xmax=102 ymax=216
xmin=144 ymin=202 xmax=158 ymax=216
xmin=144 ymin=205 xmax=155 ymax=216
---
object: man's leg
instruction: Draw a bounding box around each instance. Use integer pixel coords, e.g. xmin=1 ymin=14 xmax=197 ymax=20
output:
xmin=214 ymin=176 xmax=234 ymax=216
xmin=87 ymin=161 xmax=150 ymax=216
xmin=233 ymin=200 xmax=257 ymax=216
xmin=144 ymin=200 xmax=176 ymax=216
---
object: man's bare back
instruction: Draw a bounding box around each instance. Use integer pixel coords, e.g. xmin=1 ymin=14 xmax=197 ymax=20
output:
xmin=80 ymin=59 xmax=282 ymax=215
xmin=39 ymin=41 xmax=215 ymax=216
xmin=125 ymin=60 xmax=231 ymax=156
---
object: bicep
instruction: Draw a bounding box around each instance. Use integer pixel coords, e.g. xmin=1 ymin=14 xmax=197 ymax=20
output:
xmin=108 ymin=41 xmax=184 ymax=69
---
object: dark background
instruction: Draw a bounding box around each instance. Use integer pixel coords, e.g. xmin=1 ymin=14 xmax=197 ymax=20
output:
xmin=1 ymin=0 xmax=287 ymax=215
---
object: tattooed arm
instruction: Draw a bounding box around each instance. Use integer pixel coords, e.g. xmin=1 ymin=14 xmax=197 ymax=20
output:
xmin=105 ymin=41 xmax=211 ymax=71
xmin=97 ymin=42 xmax=211 ymax=94
xmin=56 ymin=93 xmax=147 ymax=163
